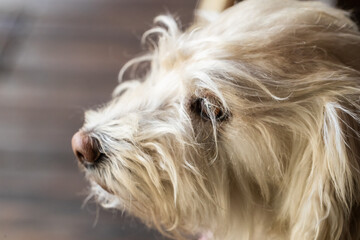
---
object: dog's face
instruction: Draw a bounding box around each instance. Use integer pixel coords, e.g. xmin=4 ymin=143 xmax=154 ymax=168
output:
xmin=76 ymin=25 xmax=236 ymax=236
xmin=72 ymin=1 xmax=360 ymax=239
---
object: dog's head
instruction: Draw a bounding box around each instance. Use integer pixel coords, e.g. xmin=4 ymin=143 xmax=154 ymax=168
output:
xmin=72 ymin=14 xmax=233 ymax=237
xmin=72 ymin=0 xmax=360 ymax=239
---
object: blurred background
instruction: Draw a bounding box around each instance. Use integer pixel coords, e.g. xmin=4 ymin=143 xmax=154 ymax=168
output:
xmin=0 ymin=0 xmax=195 ymax=239
xmin=0 ymin=0 xmax=359 ymax=239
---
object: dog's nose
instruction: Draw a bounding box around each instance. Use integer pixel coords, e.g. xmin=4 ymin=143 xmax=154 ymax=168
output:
xmin=71 ymin=131 xmax=101 ymax=165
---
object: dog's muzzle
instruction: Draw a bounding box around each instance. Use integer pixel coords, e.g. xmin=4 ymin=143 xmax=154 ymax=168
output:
xmin=71 ymin=131 xmax=101 ymax=168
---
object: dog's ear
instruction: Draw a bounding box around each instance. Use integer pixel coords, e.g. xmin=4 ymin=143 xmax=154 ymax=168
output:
xmin=281 ymin=100 xmax=360 ymax=239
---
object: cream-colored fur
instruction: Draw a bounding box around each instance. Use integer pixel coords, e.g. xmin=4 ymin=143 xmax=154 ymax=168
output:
xmin=78 ymin=0 xmax=360 ymax=239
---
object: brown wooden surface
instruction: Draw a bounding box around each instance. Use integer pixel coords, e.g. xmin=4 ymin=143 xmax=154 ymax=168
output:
xmin=0 ymin=0 xmax=196 ymax=239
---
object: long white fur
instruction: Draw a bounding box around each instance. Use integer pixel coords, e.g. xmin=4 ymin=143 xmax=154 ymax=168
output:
xmin=80 ymin=0 xmax=360 ymax=239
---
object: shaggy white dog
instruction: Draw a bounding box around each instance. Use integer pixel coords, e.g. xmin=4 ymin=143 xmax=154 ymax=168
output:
xmin=71 ymin=0 xmax=360 ymax=239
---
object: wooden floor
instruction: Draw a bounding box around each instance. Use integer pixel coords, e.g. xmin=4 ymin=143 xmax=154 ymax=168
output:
xmin=0 ymin=0 xmax=195 ymax=239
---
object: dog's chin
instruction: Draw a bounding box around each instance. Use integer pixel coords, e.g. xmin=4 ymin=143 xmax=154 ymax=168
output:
xmin=80 ymin=157 xmax=115 ymax=195
xmin=89 ymin=180 xmax=123 ymax=209
xmin=88 ymin=176 xmax=114 ymax=195
xmin=95 ymin=180 xmax=114 ymax=195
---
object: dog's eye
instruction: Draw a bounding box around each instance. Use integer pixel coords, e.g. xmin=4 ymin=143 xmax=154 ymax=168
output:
xmin=191 ymin=98 xmax=228 ymax=121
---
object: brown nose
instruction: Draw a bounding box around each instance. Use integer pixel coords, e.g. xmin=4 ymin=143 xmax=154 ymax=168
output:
xmin=71 ymin=131 xmax=101 ymax=166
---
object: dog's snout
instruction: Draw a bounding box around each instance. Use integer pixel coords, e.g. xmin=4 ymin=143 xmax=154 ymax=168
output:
xmin=71 ymin=131 xmax=101 ymax=166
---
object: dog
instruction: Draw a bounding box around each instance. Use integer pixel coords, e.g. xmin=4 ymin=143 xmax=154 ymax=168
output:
xmin=71 ymin=0 xmax=360 ymax=239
